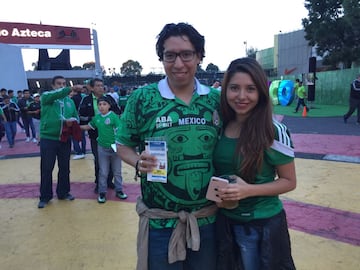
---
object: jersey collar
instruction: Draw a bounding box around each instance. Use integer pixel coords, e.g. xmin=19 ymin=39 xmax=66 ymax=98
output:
xmin=158 ymin=77 xmax=210 ymax=99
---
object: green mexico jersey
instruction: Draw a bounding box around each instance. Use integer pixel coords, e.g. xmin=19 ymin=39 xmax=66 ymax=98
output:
xmin=89 ymin=111 xmax=120 ymax=148
xmin=118 ymin=95 xmax=129 ymax=107
xmin=116 ymin=78 xmax=222 ymax=228
xmin=214 ymin=119 xmax=294 ymax=222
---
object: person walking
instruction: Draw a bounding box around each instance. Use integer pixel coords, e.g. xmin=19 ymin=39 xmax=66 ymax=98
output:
xmin=343 ymin=74 xmax=360 ymax=124
xmin=0 ymin=106 xmax=6 ymax=148
xmin=18 ymin=89 xmax=37 ymax=142
xmin=27 ymin=93 xmax=41 ymax=144
xmin=294 ymin=81 xmax=309 ymax=113
xmin=213 ymin=57 xmax=296 ymax=270
xmin=1 ymin=95 xmax=20 ymax=148
xmin=293 ymin=78 xmax=300 ymax=103
xmin=37 ymin=75 xmax=82 ymax=209
xmin=116 ymin=22 xmax=222 ymax=270
xmin=15 ymin=90 xmax=25 ymax=132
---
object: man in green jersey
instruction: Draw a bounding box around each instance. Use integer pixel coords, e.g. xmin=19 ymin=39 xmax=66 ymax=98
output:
xmin=38 ymin=76 xmax=82 ymax=209
xmin=116 ymin=22 xmax=222 ymax=270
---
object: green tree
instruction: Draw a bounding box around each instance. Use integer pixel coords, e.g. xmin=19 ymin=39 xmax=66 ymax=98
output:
xmin=206 ymin=63 xmax=219 ymax=73
xmin=302 ymin=0 xmax=360 ymax=68
xmin=196 ymin=65 xmax=206 ymax=73
xmin=343 ymin=0 xmax=360 ymax=67
xmin=246 ymin=46 xmax=257 ymax=59
xmin=120 ymin=60 xmax=143 ymax=76
xmin=83 ymin=62 xmax=95 ymax=70
xmin=72 ymin=65 xmax=83 ymax=70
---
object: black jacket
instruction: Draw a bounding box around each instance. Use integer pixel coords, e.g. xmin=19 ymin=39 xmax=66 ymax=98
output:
xmin=2 ymin=102 xmax=20 ymax=122
xmin=28 ymin=101 xmax=41 ymax=120
xmin=71 ymin=92 xmax=83 ymax=109
xmin=78 ymin=93 xmax=121 ymax=139
xmin=350 ymin=79 xmax=360 ymax=99
xmin=18 ymin=97 xmax=34 ymax=119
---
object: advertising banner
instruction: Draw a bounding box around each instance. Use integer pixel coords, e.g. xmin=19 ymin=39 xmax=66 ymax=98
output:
xmin=0 ymin=22 xmax=91 ymax=49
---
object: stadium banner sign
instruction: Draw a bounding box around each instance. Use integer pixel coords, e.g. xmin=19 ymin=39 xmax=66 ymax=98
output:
xmin=0 ymin=22 xmax=91 ymax=49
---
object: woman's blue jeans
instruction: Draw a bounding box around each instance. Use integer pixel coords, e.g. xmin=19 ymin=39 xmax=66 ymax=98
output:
xmin=233 ymin=225 xmax=261 ymax=270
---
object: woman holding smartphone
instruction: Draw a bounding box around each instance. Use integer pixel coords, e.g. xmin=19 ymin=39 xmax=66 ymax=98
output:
xmin=214 ymin=57 xmax=297 ymax=270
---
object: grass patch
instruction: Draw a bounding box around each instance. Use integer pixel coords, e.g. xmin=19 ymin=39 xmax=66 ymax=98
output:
xmin=273 ymin=103 xmax=348 ymax=117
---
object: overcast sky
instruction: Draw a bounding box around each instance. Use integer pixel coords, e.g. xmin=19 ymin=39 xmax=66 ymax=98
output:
xmin=2 ymin=0 xmax=308 ymax=74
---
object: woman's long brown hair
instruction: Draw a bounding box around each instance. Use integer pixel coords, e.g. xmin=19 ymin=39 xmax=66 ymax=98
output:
xmin=220 ymin=58 xmax=274 ymax=183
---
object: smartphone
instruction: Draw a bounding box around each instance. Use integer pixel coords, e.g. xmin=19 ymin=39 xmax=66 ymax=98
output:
xmin=206 ymin=176 xmax=229 ymax=202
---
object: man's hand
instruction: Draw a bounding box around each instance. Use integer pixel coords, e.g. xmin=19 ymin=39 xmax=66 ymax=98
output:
xmin=71 ymin=85 xmax=84 ymax=92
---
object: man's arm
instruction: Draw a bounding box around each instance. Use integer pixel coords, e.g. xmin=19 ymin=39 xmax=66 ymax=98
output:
xmin=116 ymin=144 xmax=139 ymax=168
xmin=41 ymin=85 xmax=82 ymax=105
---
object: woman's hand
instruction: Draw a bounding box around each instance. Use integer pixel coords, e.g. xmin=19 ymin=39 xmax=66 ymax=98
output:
xmin=217 ymin=175 xmax=251 ymax=201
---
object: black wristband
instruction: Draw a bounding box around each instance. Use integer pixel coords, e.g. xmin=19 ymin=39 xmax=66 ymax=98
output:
xmin=134 ymin=159 xmax=141 ymax=181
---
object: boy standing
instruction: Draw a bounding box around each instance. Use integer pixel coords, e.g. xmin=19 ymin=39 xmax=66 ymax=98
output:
xmin=81 ymin=96 xmax=127 ymax=203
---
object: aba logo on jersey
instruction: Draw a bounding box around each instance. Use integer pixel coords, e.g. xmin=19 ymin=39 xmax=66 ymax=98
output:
xmin=156 ymin=116 xmax=173 ymax=129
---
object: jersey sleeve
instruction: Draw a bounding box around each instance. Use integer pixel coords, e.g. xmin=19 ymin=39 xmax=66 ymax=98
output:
xmin=88 ymin=116 xmax=97 ymax=129
xmin=115 ymin=89 xmax=142 ymax=147
xmin=266 ymin=120 xmax=295 ymax=165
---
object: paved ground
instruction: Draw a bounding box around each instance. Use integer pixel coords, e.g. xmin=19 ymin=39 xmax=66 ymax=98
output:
xmin=0 ymin=115 xmax=359 ymax=269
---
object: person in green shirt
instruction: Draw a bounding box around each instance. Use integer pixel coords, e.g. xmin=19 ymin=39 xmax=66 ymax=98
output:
xmin=213 ymin=58 xmax=296 ymax=269
xmin=115 ymin=22 xmax=222 ymax=270
xmin=118 ymin=89 xmax=129 ymax=112
xmin=81 ymin=96 xmax=127 ymax=203
xmin=38 ymin=76 xmax=82 ymax=209
xmin=293 ymin=78 xmax=300 ymax=102
xmin=294 ymin=81 xmax=309 ymax=113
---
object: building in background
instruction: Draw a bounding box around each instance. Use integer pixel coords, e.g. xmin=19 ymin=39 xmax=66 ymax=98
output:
xmin=257 ymin=29 xmax=321 ymax=78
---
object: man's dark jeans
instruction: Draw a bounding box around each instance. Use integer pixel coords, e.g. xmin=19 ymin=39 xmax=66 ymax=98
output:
xmin=39 ymin=138 xmax=71 ymax=201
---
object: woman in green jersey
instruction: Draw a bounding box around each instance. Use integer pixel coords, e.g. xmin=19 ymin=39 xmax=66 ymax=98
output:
xmin=214 ymin=57 xmax=297 ymax=270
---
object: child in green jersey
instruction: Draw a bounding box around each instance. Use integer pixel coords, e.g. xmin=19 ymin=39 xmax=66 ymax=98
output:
xmin=81 ymin=96 xmax=127 ymax=203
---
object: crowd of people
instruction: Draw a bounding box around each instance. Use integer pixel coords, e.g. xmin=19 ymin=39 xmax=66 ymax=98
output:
xmin=0 ymin=88 xmax=40 ymax=148
xmin=4 ymin=21 xmax=358 ymax=270
xmin=0 ymin=82 xmax=132 ymax=150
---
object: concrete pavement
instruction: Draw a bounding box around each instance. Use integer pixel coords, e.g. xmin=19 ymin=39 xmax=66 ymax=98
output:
xmin=0 ymin=115 xmax=359 ymax=269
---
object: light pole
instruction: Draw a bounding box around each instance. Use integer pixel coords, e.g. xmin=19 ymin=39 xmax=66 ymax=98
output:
xmin=243 ymin=41 xmax=247 ymax=56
